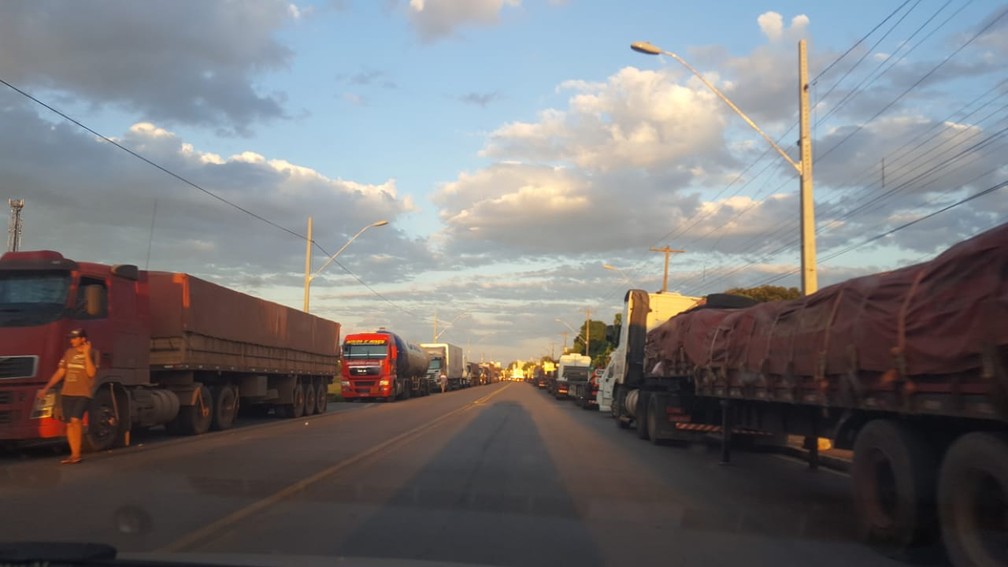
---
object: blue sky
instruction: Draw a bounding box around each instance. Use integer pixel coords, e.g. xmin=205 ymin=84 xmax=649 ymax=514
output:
xmin=1 ymin=0 xmax=1006 ymax=362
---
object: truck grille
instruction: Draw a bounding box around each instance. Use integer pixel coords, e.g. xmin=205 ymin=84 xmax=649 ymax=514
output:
xmin=353 ymin=381 xmax=377 ymax=389
xmin=0 ymin=356 xmax=37 ymax=380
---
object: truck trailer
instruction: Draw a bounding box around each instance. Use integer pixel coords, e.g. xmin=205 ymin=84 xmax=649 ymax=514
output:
xmin=0 ymin=251 xmax=340 ymax=452
xmin=553 ymin=353 xmax=592 ymax=400
xmin=613 ymin=223 xmax=1008 ymax=567
xmin=341 ymin=331 xmax=430 ymax=401
xmin=420 ymin=342 xmax=465 ymax=390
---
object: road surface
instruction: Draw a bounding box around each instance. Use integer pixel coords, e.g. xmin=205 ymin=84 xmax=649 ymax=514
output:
xmin=0 ymin=382 xmax=921 ymax=566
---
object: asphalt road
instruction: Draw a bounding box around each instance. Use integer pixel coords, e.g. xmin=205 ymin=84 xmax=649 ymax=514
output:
xmin=0 ymin=382 xmax=917 ymax=567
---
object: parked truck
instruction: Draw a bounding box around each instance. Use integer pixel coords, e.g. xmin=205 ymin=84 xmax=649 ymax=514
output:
xmin=340 ymin=331 xmax=430 ymax=401
xmin=612 ymin=223 xmax=1008 ymax=567
xmin=420 ymin=342 xmax=465 ymax=390
xmin=0 ymin=250 xmax=340 ymax=452
xmin=597 ymin=290 xmax=702 ymax=413
xmin=553 ymin=353 xmax=592 ymax=400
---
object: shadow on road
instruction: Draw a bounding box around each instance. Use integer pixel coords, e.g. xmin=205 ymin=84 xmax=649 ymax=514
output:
xmin=340 ymin=400 xmax=604 ymax=567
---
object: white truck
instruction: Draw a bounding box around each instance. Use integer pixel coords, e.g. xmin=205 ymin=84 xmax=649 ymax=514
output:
xmin=553 ymin=353 xmax=592 ymax=400
xmin=420 ymin=342 xmax=465 ymax=391
xmin=596 ymin=290 xmax=701 ymax=413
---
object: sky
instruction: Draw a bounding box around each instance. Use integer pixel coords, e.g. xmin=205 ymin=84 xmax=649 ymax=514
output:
xmin=1 ymin=0 xmax=1006 ymax=364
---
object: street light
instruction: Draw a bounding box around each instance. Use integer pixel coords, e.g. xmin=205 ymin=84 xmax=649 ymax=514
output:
xmin=303 ymin=218 xmax=389 ymax=312
xmin=631 ymin=40 xmax=816 ymax=295
xmin=602 ymin=263 xmax=633 ymax=286
xmin=433 ymin=311 xmax=469 ymax=342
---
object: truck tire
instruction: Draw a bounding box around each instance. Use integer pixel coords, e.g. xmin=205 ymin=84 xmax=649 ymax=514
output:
xmin=83 ymin=388 xmax=120 ymax=453
xmin=304 ymin=382 xmax=317 ymax=416
xmin=615 ymin=387 xmax=629 ymax=429
xmin=938 ymin=432 xmax=1008 ymax=567
xmin=851 ymin=420 xmax=938 ymax=556
xmin=646 ymin=394 xmax=663 ymax=445
xmin=210 ymin=385 xmax=238 ymax=431
xmin=292 ymin=382 xmax=306 ymax=418
xmin=635 ymin=392 xmax=650 ymax=440
xmin=167 ymin=385 xmax=212 ymax=436
xmin=316 ymin=382 xmax=329 ymax=414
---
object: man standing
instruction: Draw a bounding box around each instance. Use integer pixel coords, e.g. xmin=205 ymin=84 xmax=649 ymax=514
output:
xmin=438 ymin=370 xmax=448 ymax=393
xmin=37 ymin=328 xmax=98 ymax=464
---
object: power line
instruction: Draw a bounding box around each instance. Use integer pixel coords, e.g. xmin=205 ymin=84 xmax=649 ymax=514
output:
xmin=0 ymin=76 xmax=407 ymax=313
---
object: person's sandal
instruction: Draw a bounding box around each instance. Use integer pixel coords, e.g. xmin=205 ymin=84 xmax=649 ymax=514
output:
xmin=60 ymin=457 xmax=82 ymax=464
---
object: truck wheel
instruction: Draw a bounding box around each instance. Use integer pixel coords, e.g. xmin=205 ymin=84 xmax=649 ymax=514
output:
xmin=210 ymin=385 xmax=238 ymax=430
xmin=316 ymin=384 xmax=329 ymax=414
xmin=635 ymin=392 xmax=650 ymax=441
xmin=83 ymin=388 xmax=119 ymax=453
xmin=852 ymin=420 xmax=938 ymax=555
xmin=615 ymin=388 xmax=629 ymax=429
xmin=291 ymin=383 xmax=306 ymax=418
xmin=168 ymin=385 xmax=213 ymax=435
xmin=646 ymin=395 xmax=663 ymax=444
xmin=304 ymin=382 xmax=317 ymax=416
xmin=938 ymin=432 xmax=1008 ymax=567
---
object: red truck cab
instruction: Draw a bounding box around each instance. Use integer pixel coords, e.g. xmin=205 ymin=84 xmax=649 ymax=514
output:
xmin=0 ymin=250 xmax=147 ymax=444
xmin=340 ymin=333 xmax=398 ymax=401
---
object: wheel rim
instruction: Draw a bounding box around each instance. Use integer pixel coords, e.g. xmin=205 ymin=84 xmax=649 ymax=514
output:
xmin=86 ymin=395 xmax=117 ymax=451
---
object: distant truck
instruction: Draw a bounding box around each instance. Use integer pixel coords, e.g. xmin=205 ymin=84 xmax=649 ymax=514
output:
xmin=341 ymin=331 xmax=430 ymax=401
xmin=420 ymin=342 xmax=465 ymax=390
xmin=612 ymin=223 xmax=1008 ymax=567
xmin=553 ymin=353 xmax=592 ymax=400
xmin=0 ymin=250 xmax=340 ymax=452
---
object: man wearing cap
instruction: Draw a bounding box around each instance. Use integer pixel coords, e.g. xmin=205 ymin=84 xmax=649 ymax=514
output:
xmin=37 ymin=328 xmax=98 ymax=464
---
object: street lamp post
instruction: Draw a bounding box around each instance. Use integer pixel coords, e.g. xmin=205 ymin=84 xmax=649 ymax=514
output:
xmin=602 ymin=263 xmax=633 ymax=286
xmin=631 ymin=40 xmax=816 ymax=295
xmin=303 ymin=218 xmax=389 ymax=312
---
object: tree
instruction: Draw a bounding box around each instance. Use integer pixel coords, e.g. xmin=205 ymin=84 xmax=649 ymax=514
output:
xmin=724 ymin=285 xmax=801 ymax=303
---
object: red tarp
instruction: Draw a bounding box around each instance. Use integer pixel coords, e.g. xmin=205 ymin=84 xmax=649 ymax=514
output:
xmin=647 ymin=222 xmax=1008 ymax=382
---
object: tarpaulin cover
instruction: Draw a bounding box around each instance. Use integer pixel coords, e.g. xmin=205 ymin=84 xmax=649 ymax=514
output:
xmin=647 ymin=222 xmax=1008 ymax=382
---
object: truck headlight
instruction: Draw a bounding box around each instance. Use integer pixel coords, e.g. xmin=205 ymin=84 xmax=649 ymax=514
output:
xmin=341 ymin=381 xmax=351 ymax=388
xmin=379 ymin=379 xmax=389 ymax=387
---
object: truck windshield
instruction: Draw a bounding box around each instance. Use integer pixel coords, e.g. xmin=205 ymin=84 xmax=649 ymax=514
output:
xmin=0 ymin=271 xmax=71 ymax=327
xmin=427 ymin=359 xmax=443 ymax=371
xmin=343 ymin=344 xmax=389 ymax=359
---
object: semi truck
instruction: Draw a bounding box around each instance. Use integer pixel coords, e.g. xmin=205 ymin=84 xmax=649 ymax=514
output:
xmin=0 ymin=250 xmax=340 ymax=452
xmin=553 ymin=353 xmax=592 ymax=400
xmin=340 ymin=331 xmax=430 ymax=401
xmin=420 ymin=342 xmax=465 ymax=390
xmin=612 ymin=223 xmax=1008 ymax=567
xmin=596 ymin=290 xmax=702 ymax=413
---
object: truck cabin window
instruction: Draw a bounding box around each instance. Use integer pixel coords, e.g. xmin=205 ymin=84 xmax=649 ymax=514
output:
xmin=74 ymin=277 xmax=108 ymax=319
xmin=0 ymin=271 xmax=71 ymax=326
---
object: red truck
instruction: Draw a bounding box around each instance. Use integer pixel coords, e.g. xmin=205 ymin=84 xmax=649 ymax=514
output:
xmin=340 ymin=331 xmax=430 ymax=401
xmin=0 ymin=250 xmax=340 ymax=453
xmin=612 ymin=222 xmax=1008 ymax=567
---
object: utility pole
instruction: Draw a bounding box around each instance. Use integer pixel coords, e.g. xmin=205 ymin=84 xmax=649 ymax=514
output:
xmin=560 ymin=331 xmax=568 ymax=353
xmin=798 ymin=39 xmax=817 ymax=295
xmin=649 ymin=246 xmax=684 ymax=292
xmin=7 ymin=199 xmax=24 ymax=252
xmin=583 ymin=307 xmax=591 ymax=357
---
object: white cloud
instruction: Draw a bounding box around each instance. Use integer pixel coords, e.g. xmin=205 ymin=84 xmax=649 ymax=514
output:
xmin=757 ymin=11 xmax=809 ymax=43
xmin=481 ymin=67 xmax=731 ymax=172
xmin=406 ymin=0 xmax=521 ymax=42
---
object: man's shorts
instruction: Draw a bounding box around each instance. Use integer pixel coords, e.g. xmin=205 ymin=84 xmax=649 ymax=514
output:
xmin=60 ymin=395 xmax=90 ymax=421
